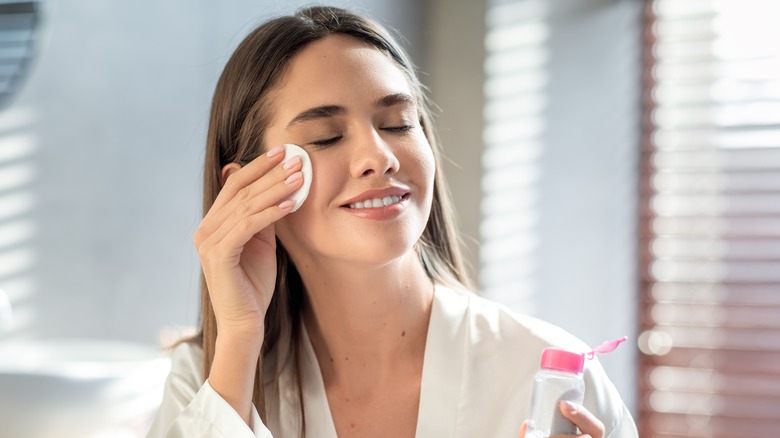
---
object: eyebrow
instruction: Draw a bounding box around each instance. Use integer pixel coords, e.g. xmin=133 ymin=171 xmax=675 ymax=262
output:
xmin=376 ymin=92 xmax=416 ymax=108
xmin=285 ymin=105 xmax=345 ymax=130
xmin=285 ymin=92 xmax=416 ymax=130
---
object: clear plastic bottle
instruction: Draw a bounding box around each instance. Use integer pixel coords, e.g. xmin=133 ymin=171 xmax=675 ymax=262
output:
xmin=526 ymin=348 xmax=585 ymax=438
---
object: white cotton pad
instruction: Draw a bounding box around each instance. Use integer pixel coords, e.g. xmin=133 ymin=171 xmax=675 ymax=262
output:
xmin=283 ymin=143 xmax=312 ymax=212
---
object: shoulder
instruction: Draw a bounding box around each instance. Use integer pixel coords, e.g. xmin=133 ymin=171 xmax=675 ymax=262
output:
xmin=433 ymin=285 xmax=636 ymax=436
xmin=432 ymin=283 xmax=592 ymax=399
xmin=435 ymin=284 xmax=589 ymax=353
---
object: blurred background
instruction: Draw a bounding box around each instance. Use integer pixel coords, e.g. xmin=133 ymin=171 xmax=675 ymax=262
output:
xmin=0 ymin=0 xmax=778 ymax=437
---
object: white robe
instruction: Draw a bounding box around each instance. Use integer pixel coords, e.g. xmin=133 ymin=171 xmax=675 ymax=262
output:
xmin=148 ymin=285 xmax=638 ymax=437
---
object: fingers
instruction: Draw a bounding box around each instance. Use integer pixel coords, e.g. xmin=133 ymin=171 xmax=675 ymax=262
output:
xmin=211 ymin=145 xmax=286 ymax=212
xmin=521 ymin=403 xmax=604 ymax=438
xmin=208 ymin=194 xmax=294 ymax=264
xmin=202 ymin=168 xmax=302 ymax=253
xmin=194 ymin=146 xmax=305 ymax=264
xmin=556 ymin=401 xmax=604 ymax=438
xmin=204 ymin=152 xmax=302 ymax=235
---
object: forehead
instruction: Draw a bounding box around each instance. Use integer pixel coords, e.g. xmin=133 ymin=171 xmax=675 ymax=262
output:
xmin=270 ymin=34 xmax=414 ymax=118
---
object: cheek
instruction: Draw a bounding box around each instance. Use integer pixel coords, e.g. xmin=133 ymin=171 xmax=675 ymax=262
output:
xmin=274 ymin=203 xmax=323 ymax=258
xmin=305 ymin=155 xmax=341 ymax=206
xmin=424 ymin=149 xmax=436 ymax=183
xmin=409 ymin=138 xmax=436 ymax=187
xmin=276 ymin=157 xmax=339 ymax=232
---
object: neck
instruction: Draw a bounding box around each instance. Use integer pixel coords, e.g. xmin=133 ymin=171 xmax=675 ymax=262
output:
xmin=297 ymin=251 xmax=435 ymax=392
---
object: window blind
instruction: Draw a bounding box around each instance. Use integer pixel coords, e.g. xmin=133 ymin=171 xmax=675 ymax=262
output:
xmin=640 ymin=1 xmax=780 ymax=437
xmin=0 ymin=1 xmax=38 ymax=109
xmin=481 ymin=0 xmax=547 ymax=312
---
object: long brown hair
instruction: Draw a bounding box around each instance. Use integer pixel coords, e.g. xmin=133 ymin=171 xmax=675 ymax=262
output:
xmin=195 ymin=5 xmax=471 ymax=432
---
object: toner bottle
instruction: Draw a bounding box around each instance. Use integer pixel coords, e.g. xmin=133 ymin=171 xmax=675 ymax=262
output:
xmin=526 ymin=337 xmax=627 ymax=438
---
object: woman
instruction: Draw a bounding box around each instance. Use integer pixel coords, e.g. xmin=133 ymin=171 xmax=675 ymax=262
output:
xmin=149 ymin=6 xmax=637 ymax=438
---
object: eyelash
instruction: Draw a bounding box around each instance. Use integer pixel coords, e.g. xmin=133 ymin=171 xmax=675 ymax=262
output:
xmin=311 ymin=136 xmax=341 ymax=147
xmin=310 ymin=125 xmax=415 ymax=147
xmin=384 ymin=125 xmax=415 ymax=133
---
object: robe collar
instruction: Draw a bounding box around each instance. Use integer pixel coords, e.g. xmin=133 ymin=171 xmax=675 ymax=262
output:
xmin=292 ymin=284 xmax=471 ymax=438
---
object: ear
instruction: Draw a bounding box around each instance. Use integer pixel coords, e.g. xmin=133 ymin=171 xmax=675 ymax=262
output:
xmin=220 ymin=162 xmax=242 ymax=187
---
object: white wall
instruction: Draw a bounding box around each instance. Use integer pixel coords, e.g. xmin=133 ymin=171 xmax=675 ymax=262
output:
xmin=422 ymin=0 xmax=486 ymax=282
xmin=0 ymin=0 xmax=422 ymax=345
xmin=427 ymin=0 xmax=643 ymax=413
xmin=537 ymin=0 xmax=642 ymax=411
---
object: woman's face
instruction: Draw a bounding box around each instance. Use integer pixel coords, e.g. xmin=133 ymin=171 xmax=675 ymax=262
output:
xmin=265 ymin=34 xmax=435 ymax=269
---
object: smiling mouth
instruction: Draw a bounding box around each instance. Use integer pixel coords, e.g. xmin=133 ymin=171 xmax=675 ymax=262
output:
xmin=345 ymin=193 xmax=410 ymax=209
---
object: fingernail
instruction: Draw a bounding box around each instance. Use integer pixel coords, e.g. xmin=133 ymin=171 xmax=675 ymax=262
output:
xmin=283 ymin=156 xmax=301 ymax=170
xmin=562 ymin=400 xmax=578 ymax=414
xmin=266 ymin=145 xmax=284 ymax=157
xmin=278 ymin=199 xmax=295 ymax=209
xmin=285 ymin=172 xmax=302 ymax=184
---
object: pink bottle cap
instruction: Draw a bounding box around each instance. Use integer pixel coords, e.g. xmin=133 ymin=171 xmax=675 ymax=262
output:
xmin=539 ymin=336 xmax=629 ymax=374
xmin=540 ymin=348 xmax=585 ymax=374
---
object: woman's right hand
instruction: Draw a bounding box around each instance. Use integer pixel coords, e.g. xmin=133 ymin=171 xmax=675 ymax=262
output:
xmin=193 ymin=145 xmax=304 ymax=424
xmin=193 ymin=145 xmax=304 ymax=343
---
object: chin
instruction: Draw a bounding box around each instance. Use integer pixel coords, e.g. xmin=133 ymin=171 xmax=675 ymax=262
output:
xmin=279 ymin=216 xmax=428 ymax=268
xmin=348 ymin=236 xmax=419 ymax=264
xmin=324 ymin=227 xmax=422 ymax=267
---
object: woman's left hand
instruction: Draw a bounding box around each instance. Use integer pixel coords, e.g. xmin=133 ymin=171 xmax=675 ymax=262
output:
xmin=518 ymin=401 xmax=605 ymax=438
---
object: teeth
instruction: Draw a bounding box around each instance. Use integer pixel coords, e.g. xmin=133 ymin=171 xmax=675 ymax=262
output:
xmin=349 ymin=195 xmax=403 ymax=209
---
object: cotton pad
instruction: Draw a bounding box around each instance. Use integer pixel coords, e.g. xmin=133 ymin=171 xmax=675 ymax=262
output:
xmin=283 ymin=143 xmax=312 ymax=212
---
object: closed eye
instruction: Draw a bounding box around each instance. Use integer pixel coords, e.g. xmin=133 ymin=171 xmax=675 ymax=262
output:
xmin=310 ymin=136 xmax=342 ymax=147
xmin=382 ymin=125 xmax=415 ymax=133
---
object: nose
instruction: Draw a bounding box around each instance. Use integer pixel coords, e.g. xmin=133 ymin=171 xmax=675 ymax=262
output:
xmin=349 ymin=129 xmax=400 ymax=179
